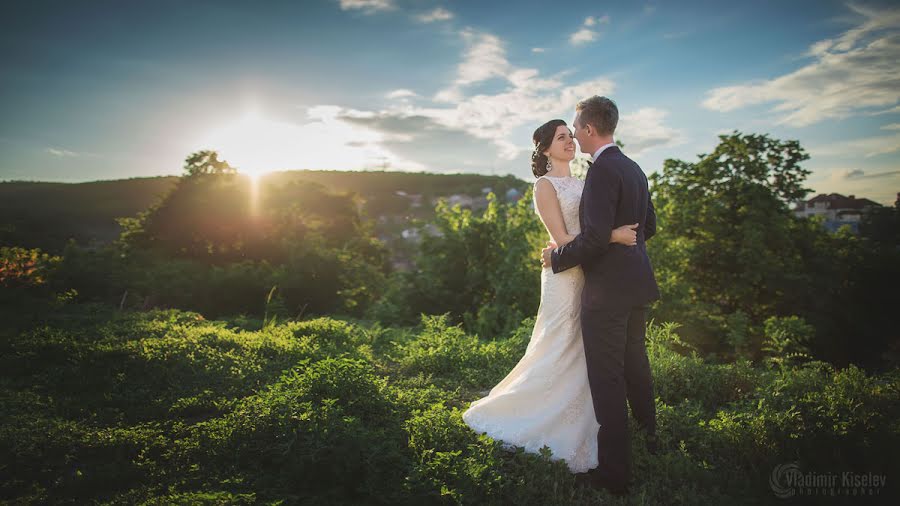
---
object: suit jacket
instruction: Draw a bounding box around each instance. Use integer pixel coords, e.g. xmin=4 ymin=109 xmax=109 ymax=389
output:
xmin=550 ymin=145 xmax=661 ymax=311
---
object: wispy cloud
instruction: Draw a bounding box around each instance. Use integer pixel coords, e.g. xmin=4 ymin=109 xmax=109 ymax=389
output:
xmin=841 ymin=168 xmax=900 ymax=180
xmin=531 ymin=47 xmax=545 ymax=53
xmin=810 ymin=132 xmax=900 ymax=158
xmin=307 ymin=28 xmax=680 ymax=170
xmin=415 ymin=7 xmax=453 ymax=23
xmin=386 ymin=89 xmax=419 ymax=100
xmin=570 ymin=15 xmax=609 ymax=46
xmin=435 ymin=29 xmax=554 ymax=103
xmin=570 ymin=28 xmax=596 ymax=45
xmin=810 ymin=166 xmax=900 ymax=205
xmin=337 ymin=0 xmax=395 ymax=14
xmin=617 ymin=108 xmax=684 ymax=155
xmin=45 ymin=147 xmax=101 ymax=158
xmin=702 ymin=4 xmax=900 ymax=126
xmin=46 ymin=147 xmax=79 ymax=157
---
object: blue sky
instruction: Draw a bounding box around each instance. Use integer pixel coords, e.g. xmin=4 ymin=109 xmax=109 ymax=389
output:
xmin=1 ymin=0 xmax=898 ymax=204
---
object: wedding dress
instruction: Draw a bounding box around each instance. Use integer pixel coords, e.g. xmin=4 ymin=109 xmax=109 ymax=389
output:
xmin=461 ymin=174 xmax=600 ymax=473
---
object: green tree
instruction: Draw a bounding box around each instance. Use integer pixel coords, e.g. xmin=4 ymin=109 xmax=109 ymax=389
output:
xmin=648 ymin=132 xmax=898 ymax=367
xmin=182 ymin=150 xmax=237 ymax=177
xmin=648 ymin=132 xmax=814 ymax=356
xmin=105 ymin=151 xmax=390 ymax=318
xmin=373 ymin=191 xmax=545 ymax=339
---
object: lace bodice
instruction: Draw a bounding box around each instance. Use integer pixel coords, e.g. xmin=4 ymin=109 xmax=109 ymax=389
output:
xmin=533 ymin=175 xmax=584 ymax=236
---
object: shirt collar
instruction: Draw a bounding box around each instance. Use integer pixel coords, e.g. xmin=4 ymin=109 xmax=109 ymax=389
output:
xmin=591 ymin=142 xmax=618 ymax=162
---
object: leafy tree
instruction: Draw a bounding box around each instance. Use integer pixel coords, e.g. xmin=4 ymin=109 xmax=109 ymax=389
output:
xmin=182 ymin=150 xmax=237 ymax=177
xmin=648 ymin=132 xmax=813 ymax=355
xmin=372 ymin=191 xmax=545 ymax=339
xmin=95 ymin=151 xmax=391 ymax=318
xmin=648 ymin=132 xmax=898 ymax=367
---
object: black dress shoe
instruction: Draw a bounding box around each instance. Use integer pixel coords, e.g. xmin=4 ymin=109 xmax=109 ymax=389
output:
xmin=574 ymin=470 xmax=628 ymax=495
xmin=593 ymin=474 xmax=629 ymax=495
xmin=573 ymin=472 xmax=593 ymax=488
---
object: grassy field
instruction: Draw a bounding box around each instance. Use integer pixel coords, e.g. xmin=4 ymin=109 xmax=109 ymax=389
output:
xmin=1 ymin=300 xmax=897 ymax=505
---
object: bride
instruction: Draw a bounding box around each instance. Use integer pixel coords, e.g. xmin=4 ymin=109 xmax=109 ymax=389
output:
xmin=461 ymin=119 xmax=638 ymax=473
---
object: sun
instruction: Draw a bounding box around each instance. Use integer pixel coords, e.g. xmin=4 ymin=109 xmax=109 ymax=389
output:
xmin=196 ymin=111 xmax=301 ymax=178
xmin=193 ymin=108 xmax=393 ymax=176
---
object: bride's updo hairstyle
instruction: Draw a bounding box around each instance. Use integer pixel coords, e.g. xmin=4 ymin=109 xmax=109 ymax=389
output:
xmin=531 ymin=119 xmax=567 ymax=178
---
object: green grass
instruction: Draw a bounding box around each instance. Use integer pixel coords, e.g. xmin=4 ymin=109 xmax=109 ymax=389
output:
xmin=1 ymin=302 xmax=897 ymax=505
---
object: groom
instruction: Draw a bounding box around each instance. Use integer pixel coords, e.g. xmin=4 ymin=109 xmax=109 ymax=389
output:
xmin=541 ymin=96 xmax=660 ymax=494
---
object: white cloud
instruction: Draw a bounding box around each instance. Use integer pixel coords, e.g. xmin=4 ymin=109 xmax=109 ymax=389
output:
xmin=616 ymin=108 xmax=684 ymax=155
xmin=386 ymin=89 xmax=419 ymax=100
xmin=810 ymin=132 xmax=900 ymax=158
xmin=430 ymin=29 xmax=616 ymax=158
xmin=881 ymin=122 xmax=900 ymax=130
xmin=531 ymin=47 xmax=545 ymax=53
xmin=570 ymin=28 xmax=597 ymax=45
xmin=298 ymin=28 xmax=680 ymax=174
xmin=702 ymin=4 xmax=900 ymax=126
xmin=570 ymin=15 xmax=608 ymax=46
xmin=278 ymin=29 xmax=680 ymax=176
xmin=337 ymin=0 xmax=395 ymax=14
xmin=454 ymin=30 xmax=510 ymax=86
xmin=435 ymin=29 xmax=554 ymax=103
xmin=45 ymin=147 xmax=101 ymax=158
xmin=46 ymin=147 xmax=79 ymax=157
xmin=416 ymin=7 xmax=453 ymax=23
xmin=870 ymin=105 xmax=900 ymax=115
xmin=809 ymin=166 xmax=900 ymax=205
xmin=842 ymin=168 xmax=866 ymax=179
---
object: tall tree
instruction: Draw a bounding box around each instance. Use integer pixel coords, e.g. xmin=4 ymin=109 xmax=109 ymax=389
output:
xmin=648 ymin=132 xmax=814 ymax=355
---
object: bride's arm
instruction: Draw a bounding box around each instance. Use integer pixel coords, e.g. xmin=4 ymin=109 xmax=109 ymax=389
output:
xmin=534 ymin=179 xmax=572 ymax=247
xmin=562 ymin=225 xmax=636 ymax=246
xmin=535 ymin=179 xmax=637 ymax=248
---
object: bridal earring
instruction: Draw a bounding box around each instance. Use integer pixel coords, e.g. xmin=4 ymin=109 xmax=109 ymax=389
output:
xmin=546 ymin=158 xmax=552 ymax=173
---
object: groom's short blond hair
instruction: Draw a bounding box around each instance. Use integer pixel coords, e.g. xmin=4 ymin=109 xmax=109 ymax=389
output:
xmin=576 ymin=96 xmax=618 ymax=136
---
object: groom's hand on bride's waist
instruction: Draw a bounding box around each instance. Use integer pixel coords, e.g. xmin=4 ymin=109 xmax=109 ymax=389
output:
xmin=540 ymin=241 xmax=556 ymax=268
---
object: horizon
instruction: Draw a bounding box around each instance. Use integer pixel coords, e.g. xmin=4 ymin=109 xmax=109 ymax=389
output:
xmin=1 ymin=0 xmax=898 ymax=205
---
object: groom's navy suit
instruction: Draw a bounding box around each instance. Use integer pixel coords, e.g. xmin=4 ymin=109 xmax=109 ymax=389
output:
xmin=550 ymin=145 xmax=660 ymax=490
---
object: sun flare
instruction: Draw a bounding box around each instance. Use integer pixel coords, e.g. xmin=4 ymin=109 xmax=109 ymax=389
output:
xmin=194 ymin=109 xmax=398 ymax=176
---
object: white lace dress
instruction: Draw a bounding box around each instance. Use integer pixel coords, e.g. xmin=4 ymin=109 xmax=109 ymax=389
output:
xmin=461 ymin=174 xmax=600 ymax=473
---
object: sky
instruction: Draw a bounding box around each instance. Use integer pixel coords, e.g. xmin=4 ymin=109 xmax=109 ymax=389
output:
xmin=1 ymin=0 xmax=898 ymax=205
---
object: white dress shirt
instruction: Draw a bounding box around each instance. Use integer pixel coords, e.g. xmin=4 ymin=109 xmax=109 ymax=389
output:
xmin=591 ymin=142 xmax=618 ymax=162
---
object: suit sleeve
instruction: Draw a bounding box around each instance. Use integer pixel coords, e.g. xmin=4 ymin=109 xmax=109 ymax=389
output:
xmin=645 ymin=194 xmax=657 ymax=241
xmin=550 ymin=167 xmax=620 ymax=273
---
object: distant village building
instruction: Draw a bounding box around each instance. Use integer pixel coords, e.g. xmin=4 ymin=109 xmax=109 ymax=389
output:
xmin=393 ymin=190 xmax=423 ymax=208
xmin=481 ymin=186 xmax=493 ymax=194
xmin=401 ymin=223 xmax=443 ymax=243
xmin=793 ymin=192 xmax=882 ymax=233
xmin=505 ymin=188 xmax=523 ymax=203
xmin=445 ymin=194 xmax=475 ymax=209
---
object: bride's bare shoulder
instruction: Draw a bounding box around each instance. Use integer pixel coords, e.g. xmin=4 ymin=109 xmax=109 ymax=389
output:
xmin=533 ymin=176 xmax=557 ymax=194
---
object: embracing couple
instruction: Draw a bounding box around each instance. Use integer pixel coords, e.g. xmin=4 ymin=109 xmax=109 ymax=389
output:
xmin=462 ymin=96 xmax=660 ymax=495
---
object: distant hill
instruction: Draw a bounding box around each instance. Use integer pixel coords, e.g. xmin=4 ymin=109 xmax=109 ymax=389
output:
xmin=0 ymin=170 xmax=530 ymax=254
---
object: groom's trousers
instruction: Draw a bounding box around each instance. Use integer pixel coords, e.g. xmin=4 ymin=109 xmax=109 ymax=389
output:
xmin=580 ymin=303 xmax=657 ymax=489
